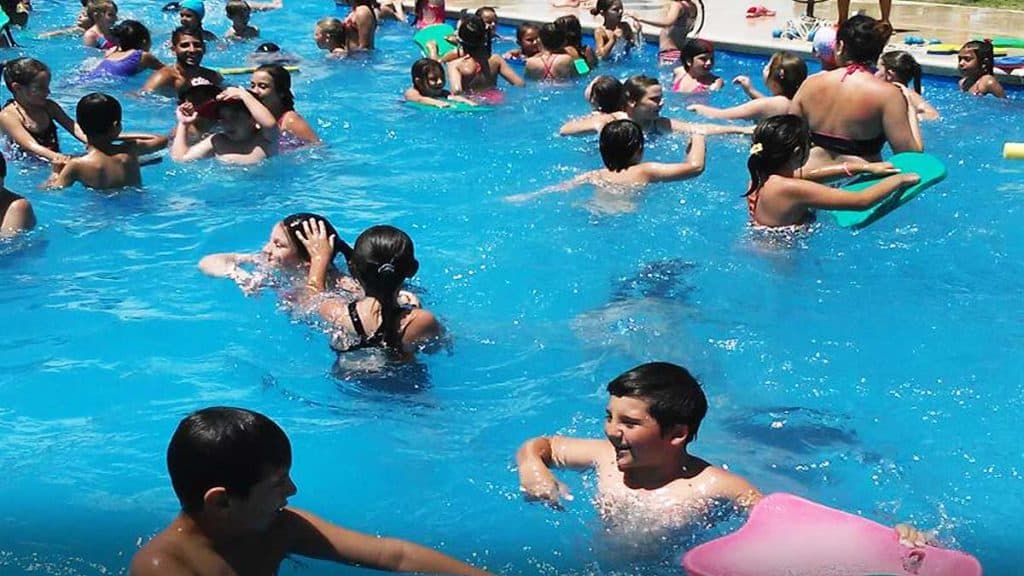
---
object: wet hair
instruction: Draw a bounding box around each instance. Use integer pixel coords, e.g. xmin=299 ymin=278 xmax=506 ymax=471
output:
xmin=280 ymin=213 xmax=351 ymax=264
xmin=960 ymin=40 xmax=994 ymax=77
xmin=623 ymin=74 xmax=659 ymax=104
xmin=255 ymin=64 xmax=295 ymax=111
xmin=256 ymin=41 xmax=280 ymax=53
xmin=167 ymin=407 xmax=292 ymax=514
xmin=347 ymin=225 xmax=420 ymax=351
xmin=171 ymin=26 xmax=204 ymax=46
xmin=590 ymin=0 xmax=620 ymax=17
xmin=109 ymin=19 xmax=150 ymax=51
xmin=413 ymin=0 xmax=442 ymax=26
xmin=475 ymin=6 xmax=496 ymax=20
xmin=86 ymin=0 xmax=117 ymax=19
xmin=537 ymin=22 xmax=565 ymax=52
xmin=226 ymin=0 xmax=250 ymax=18
xmin=76 ymin=93 xmax=121 ymax=139
xmin=411 ymin=57 xmax=444 ymax=87
xmin=1 ymin=57 xmax=49 ymax=92
xmin=765 ymin=51 xmax=806 ymax=99
xmin=880 ymin=50 xmax=922 ymax=93
xmin=457 ymin=14 xmax=489 ymax=51
xmin=600 ymin=119 xmax=644 ymax=171
xmin=746 ymin=114 xmax=808 ymax=196
xmin=516 ymin=22 xmax=539 ymax=45
xmin=589 ymin=75 xmax=623 ymax=113
xmin=554 ymin=15 xmax=585 ymax=53
xmin=837 ymin=14 xmax=892 ymax=66
xmin=682 ymin=38 xmax=714 ymax=69
xmin=606 ymin=362 xmax=708 ymax=442
xmin=316 ymin=17 xmax=346 ymax=48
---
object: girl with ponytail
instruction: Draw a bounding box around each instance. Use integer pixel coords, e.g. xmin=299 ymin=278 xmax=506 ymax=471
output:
xmin=301 ymin=223 xmax=441 ymax=356
xmin=249 ymin=65 xmax=320 ymax=148
xmin=878 ymin=51 xmax=939 ymax=120
xmin=744 ymin=114 xmax=918 ymax=229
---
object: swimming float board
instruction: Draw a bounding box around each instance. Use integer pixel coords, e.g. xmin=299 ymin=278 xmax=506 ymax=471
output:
xmin=414 ymin=24 xmax=457 ymax=58
xmin=219 ymin=65 xmax=300 ymax=75
xmin=995 ymin=55 xmax=1024 ymax=71
xmin=829 ymin=152 xmax=946 ymax=229
xmin=927 ymin=43 xmax=1006 ymax=56
xmin=683 ymin=493 xmax=981 ymax=576
xmin=976 ymin=37 xmax=1024 ymax=48
xmin=406 ymin=100 xmax=493 ymax=112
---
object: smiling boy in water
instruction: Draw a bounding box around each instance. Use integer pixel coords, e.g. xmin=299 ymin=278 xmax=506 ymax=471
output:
xmin=130 ymin=407 xmax=493 ymax=576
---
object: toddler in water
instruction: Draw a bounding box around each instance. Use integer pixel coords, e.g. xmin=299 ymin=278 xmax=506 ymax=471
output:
xmin=958 ymin=41 xmax=1004 ymax=98
xmin=0 ymin=152 xmax=35 ymax=237
xmin=688 ymin=51 xmax=806 ymax=121
xmin=90 ymin=20 xmax=165 ymax=78
xmin=744 ymin=114 xmax=916 ymax=229
xmin=224 ymin=0 xmax=259 ymax=40
xmin=592 ymin=0 xmax=640 ymax=61
xmin=46 ymin=93 xmax=168 ymax=190
xmin=171 ymin=86 xmax=278 ymax=164
xmin=414 ymin=0 xmax=446 ymax=29
xmin=82 ymin=0 xmax=117 ymax=49
xmin=314 ymin=17 xmax=348 ymax=57
xmin=877 ymin=51 xmax=939 ymax=120
xmin=0 ymin=58 xmax=87 ymax=165
xmin=502 ymin=22 xmax=540 ymax=61
xmin=672 ymin=39 xmax=722 ymax=93
xmin=405 ymin=58 xmax=476 ymax=108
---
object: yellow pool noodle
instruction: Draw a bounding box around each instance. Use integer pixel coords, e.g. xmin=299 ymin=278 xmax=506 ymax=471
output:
xmin=219 ymin=65 xmax=300 ymax=75
xmin=1003 ymin=143 xmax=1024 ymax=159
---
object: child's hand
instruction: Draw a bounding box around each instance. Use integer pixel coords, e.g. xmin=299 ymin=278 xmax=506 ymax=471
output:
xmin=295 ymin=217 xmax=336 ymax=264
xmin=686 ymin=103 xmax=711 ymax=115
xmin=176 ymin=102 xmax=198 ymax=125
xmin=897 ymin=173 xmax=921 ymax=187
xmin=49 ymin=154 xmax=72 ymax=169
xmin=216 ymin=86 xmax=249 ymax=101
xmin=520 ymin=474 xmax=573 ymax=508
xmin=860 ymin=161 xmax=898 ymax=176
xmin=732 ymin=75 xmax=752 ymax=89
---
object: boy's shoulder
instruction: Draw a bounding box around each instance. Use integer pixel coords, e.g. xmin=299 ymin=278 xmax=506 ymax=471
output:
xmin=129 ymin=525 xmax=196 ymax=576
xmin=668 ymin=458 xmax=760 ymax=506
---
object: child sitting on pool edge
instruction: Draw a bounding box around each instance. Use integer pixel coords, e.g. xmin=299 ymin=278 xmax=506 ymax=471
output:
xmin=405 ymin=58 xmax=477 ymax=109
xmin=46 ymin=93 xmax=168 ymax=190
xmin=171 ymin=86 xmax=278 ymax=164
xmin=130 ymin=406 xmax=492 ymax=576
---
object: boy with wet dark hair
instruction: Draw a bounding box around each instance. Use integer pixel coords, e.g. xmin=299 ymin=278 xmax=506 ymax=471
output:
xmin=130 ymin=406 xmax=493 ymax=576
xmin=45 ymin=92 xmax=167 ymax=189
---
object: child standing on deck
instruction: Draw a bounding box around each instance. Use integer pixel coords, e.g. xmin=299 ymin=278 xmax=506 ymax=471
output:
xmin=129 ymin=406 xmax=492 ymax=576
xmin=45 ymin=93 xmax=168 ymax=190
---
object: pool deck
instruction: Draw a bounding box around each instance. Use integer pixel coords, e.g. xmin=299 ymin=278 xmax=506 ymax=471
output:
xmin=441 ymin=0 xmax=1024 ymax=85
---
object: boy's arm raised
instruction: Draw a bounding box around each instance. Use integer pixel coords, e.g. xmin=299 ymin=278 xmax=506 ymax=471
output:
xmin=283 ymin=508 xmax=493 ymax=576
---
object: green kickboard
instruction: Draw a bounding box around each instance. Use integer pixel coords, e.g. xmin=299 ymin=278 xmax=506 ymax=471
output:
xmin=414 ymin=24 xmax=457 ymax=58
xmin=406 ymin=100 xmax=494 ymax=112
xmin=829 ymin=152 xmax=946 ymax=229
xmin=976 ymin=37 xmax=1024 ymax=49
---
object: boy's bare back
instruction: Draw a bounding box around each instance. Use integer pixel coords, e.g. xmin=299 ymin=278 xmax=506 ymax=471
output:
xmin=64 ymin=143 xmax=144 ymax=189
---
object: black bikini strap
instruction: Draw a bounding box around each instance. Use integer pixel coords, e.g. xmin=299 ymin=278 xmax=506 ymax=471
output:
xmin=347 ymin=301 xmax=368 ymax=339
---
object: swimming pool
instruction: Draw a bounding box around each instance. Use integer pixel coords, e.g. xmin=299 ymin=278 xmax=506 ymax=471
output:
xmin=1 ymin=1 xmax=1022 ymax=574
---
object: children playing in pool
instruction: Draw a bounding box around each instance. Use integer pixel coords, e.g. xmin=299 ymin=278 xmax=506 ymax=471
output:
xmin=171 ymin=86 xmax=278 ymax=164
xmin=447 ymin=14 xmax=524 ymax=96
xmin=178 ymin=0 xmax=217 ymax=42
xmin=82 ymin=0 xmax=118 ymax=49
xmin=672 ymin=39 xmax=723 ymax=94
xmin=524 ymin=23 xmax=577 ymax=81
xmin=414 ymin=0 xmax=446 ymax=29
xmin=45 ymin=93 xmax=168 ymax=190
xmin=141 ymin=27 xmax=223 ymax=97
xmin=224 ymin=0 xmax=259 ymax=41
xmin=0 ymin=58 xmax=88 ymax=165
xmin=957 ymin=40 xmax=1005 ymax=98
xmin=687 ymin=51 xmax=807 ymax=121
xmin=591 ymin=0 xmax=640 ymax=61
xmin=405 ymin=58 xmax=477 ymax=108
xmin=878 ymin=51 xmax=939 ymax=121
xmin=0 ymin=153 xmax=35 ymax=237
xmin=90 ymin=20 xmax=165 ymax=78
xmin=745 ymin=115 xmax=917 ymax=229
xmin=314 ymin=17 xmax=348 ymax=57
xmin=129 ymin=406 xmax=493 ymax=576
xmin=503 ymin=22 xmax=540 ymax=61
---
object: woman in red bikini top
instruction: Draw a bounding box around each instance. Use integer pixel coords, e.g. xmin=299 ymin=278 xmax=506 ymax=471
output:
xmin=524 ymin=23 xmax=576 ymax=81
xmin=789 ymin=15 xmax=922 ymax=173
xmin=446 ymin=14 xmax=523 ymax=95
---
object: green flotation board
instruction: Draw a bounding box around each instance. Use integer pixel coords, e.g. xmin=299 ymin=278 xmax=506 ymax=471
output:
xmin=406 ymin=100 xmax=493 ymax=112
xmin=414 ymin=24 xmax=457 ymax=58
xmin=975 ymin=37 xmax=1024 ymax=49
xmin=829 ymin=152 xmax=947 ymax=229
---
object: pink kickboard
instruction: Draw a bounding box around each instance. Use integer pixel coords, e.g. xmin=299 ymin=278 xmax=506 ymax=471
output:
xmin=682 ymin=493 xmax=982 ymax=576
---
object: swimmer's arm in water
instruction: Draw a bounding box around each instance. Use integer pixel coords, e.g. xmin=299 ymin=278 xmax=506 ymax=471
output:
xmin=280 ymin=113 xmax=321 ymax=144
xmin=517 ymin=436 xmax=606 ymax=507
xmin=140 ymin=67 xmax=175 ymax=95
xmin=668 ymin=117 xmax=753 ymax=136
xmin=559 ymin=113 xmax=612 ymax=136
xmin=198 ymin=253 xmax=261 ymax=278
xmin=703 ymin=467 xmax=763 ymax=510
xmin=497 ymin=57 xmax=526 ymax=87
xmin=248 ymin=0 xmax=283 ymax=10
xmin=48 ymin=99 xmax=89 ymax=145
xmin=882 ymin=84 xmax=923 ymax=153
xmin=0 ymin=109 xmax=71 ymax=165
xmin=171 ymin=104 xmax=216 ymax=162
xmin=448 ymin=94 xmax=477 ymax=106
xmin=139 ymin=52 xmax=167 ymax=71
xmin=504 ymin=173 xmax=591 ymax=203
xmin=404 ymin=87 xmax=451 ymax=108
xmin=801 ymin=161 xmax=897 ymax=182
xmin=42 ymin=157 xmax=81 ymax=189
xmin=974 ymin=75 xmax=1006 ymax=99
xmin=687 ymin=97 xmax=779 ymax=121
xmin=283 ymin=508 xmax=494 ymax=576
xmin=785 ymin=172 xmax=919 ymax=211
xmin=446 ymin=60 xmax=466 ymax=95
xmin=639 ymin=132 xmax=705 ymax=183
xmin=117 ymin=132 xmax=170 ymax=154
xmin=38 ymin=25 xmax=86 ymax=39
xmin=594 ymin=27 xmax=617 ymax=61
xmin=732 ymin=75 xmax=766 ymax=100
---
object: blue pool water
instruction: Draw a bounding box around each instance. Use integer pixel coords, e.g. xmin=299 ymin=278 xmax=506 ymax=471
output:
xmin=2 ymin=1 xmax=1023 ymax=574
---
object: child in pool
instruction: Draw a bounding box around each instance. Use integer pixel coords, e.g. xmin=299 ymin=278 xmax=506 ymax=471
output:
xmin=45 ymin=93 xmax=168 ymax=190
xmin=82 ymin=0 xmax=117 ymax=49
xmin=525 ymin=23 xmax=577 ymax=81
xmin=90 ymin=20 xmax=165 ymax=78
xmin=299 ymin=223 xmax=443 ymax=357
xmin=672 ymin=39 xmax=723 ymax=93
xmin=502 ymin=22 xmax=540 ymax=61
xmin=508 ymin=119 xmax=705 ymax=203
xmin=249 ymin=65 xmax=320 ymax=147
xmin=447 ymin=14 xmax=524 ymax=96
xmin=314 ymin=17 xmax=348 ymax=57
xmin=0 ymin=58 xmax=88 ymax=165
xmin=405 ymin=58 xmax=477 ymax=108
xmin=745 ymin=114 xmax=916 ymax=229
xmin=179 ymin=0 xmax=217 ymax=42
xmin=878 ymin=51 xmax=939 ymax=121
xmin=131 ymin=407 xmax=492 ymax=576
xmin=224 ymin=0 xmax=259 ymax=40
xmin=592 ymin=0 xmax=640 ymax=61
xmin=171 ymin=86 xmax=278 ymax=164
xmin=957 ymin=41 xmax=1004 ymax=98
xmin=475 ymin=6 xmax=499 ymax=42
xmin=414 ymin=0 xmax=446 ymax=29
xmin=555 ymin=15 xmax=598 ymax=71
xmin=37 ymin=0 xmax=90 ymax=39
xmin=626 ymin=0 xmax=698 ymax=65
xmin=558 ymin=75 xmax=625 ymax=135
xmin=342 ymin=0 xmax=377 ymax=50
xmin=0 ymin=153 xmax=35 ymax=237
xmin=687 ymin=51 xmax=806 ymax=121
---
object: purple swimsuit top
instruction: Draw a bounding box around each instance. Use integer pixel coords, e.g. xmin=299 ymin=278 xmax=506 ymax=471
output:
xmin=92 ymin=50 xmax=144 ymax=77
